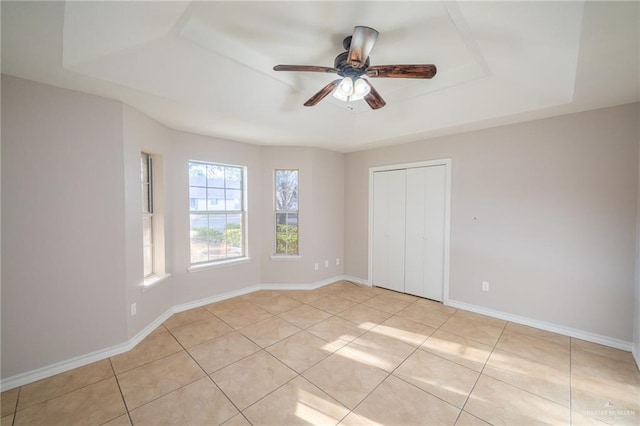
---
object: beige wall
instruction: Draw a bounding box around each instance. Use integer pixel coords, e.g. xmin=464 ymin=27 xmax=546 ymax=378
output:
xmin=1 ymin=76 xmax=348 ymax=380
xmin=1 ymin=75 xmax=128 ymax=378
xmin=122 ymin=105 xmax=174 ymax=338
xmin=310 ymin=148 xmax=345 ymax=280
xmin=260 ymin=147 xmax=344 ymax=284
xmin=345 ymin=103 xmax=639 ymax=342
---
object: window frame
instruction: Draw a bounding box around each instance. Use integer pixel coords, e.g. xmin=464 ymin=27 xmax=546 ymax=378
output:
xmin=274 ymin=169 xmax=299 ymax=256
xmin=188 ymin=160 xmax=247 ymax=266
xmin=141 ymin=152 xmax=154 ymax=278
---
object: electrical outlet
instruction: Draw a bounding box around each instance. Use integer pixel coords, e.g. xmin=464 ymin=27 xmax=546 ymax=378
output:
xmin=324 ymin=260 xmax=329 ymax=268
xmin=314 ymin=263 xmax=319 ymax=271
xmin=482 ymin=281 xmax=490 ymax=291
xmin=336 ymin=258 xmax=340 ymax=265
xmin=131 ymin=303 xmax=137 ymax=316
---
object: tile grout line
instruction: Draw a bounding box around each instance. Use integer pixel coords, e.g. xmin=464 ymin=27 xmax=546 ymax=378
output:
xmin=203 ymin=375 xmax=248 ymax=425
xmin=481 ymin=327 xmax=576 ymax=408
xmin=110 ymin=329 xmax=183 ymax=375
xmin=569 ymin=337 xmax=573 ymax=425
xmin=208 ymin=311 xmax=270 ymax=335
xmin=282 ymin=297 xmax=383 ymax=423
xmin=238 ymin=364 xmax=301 ymax=419
xmin=176 ymin=287 xmax=493 ymax=424
xmin=237 ymin=284 xmax=381 ymax=422
xmin=181 ymin=321 xmax=252 ymax=421
xmin=383 ymin=306 xmax=474 ymax=421
xmin=123 ymin=322 xmax=254 ymax=422
xmin=10 ymin=386 xmax=21 ymax=426
xmin=9 ymin=365 xmax=117 ymax=417
xmin=112 ymin=349 xmax=182 ymax=376
xmin=466 ymin=322 xmax=576 ymax=421
xmin=332 ymin=292 xmax=457 ymax=422
xmin=342 ymin=295 xmax=471 ymax=422
xmin=129 ymin=326 xmax=240 ymax=419
xmin=107 ymin=357 xmax=134 ymax=425
xmin=230 ymin=348 xmax=307 ymax=421
xmin=188 ymin=300 xmax=343 ymax=397
xmin=176 ymin=295 xmax=319 ymax=423
xmin=455 ymin=320 xmax=507 ymax=423
xmin=344 ymin=342 xmax=423 ymax=422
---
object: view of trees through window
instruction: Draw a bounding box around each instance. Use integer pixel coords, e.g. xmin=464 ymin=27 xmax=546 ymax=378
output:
xmin=275 ymin=170 xmax=299 ymax=255
xmin=189 ymin=161 xmax=245 ymax=264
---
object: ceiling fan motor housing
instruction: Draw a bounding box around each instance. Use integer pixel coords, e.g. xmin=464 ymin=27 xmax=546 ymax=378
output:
xmin=342 ymin=35 xmax=352 ymax=50
xmin=334 ymin=51 xmax=370 ymax=78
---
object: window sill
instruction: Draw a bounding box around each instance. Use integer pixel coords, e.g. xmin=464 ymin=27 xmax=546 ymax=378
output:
xmin=188 ymin=257 xmax=251 ymax=273
xmin=270 ymin=255 xmax=302 ymax=261
xmin=142 ymin=273 xmax=171 ymax=292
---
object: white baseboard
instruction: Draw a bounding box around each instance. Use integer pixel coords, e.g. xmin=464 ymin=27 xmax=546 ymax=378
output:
xmin=0 ymin=308 xmax=174 ymax=392
xmin=342 ymin=275 xmax=370 ymax=286
xmin=633 ymin=344 xmax=640 ymax=371
xmin=172 ymin=285 xmax=261 ymax=314
xmin=445 ymin=298 xmax=633 ymax=352
xmin=8 ymin=276 xmax=631 ymax=391
xmin=261 ymin=275 xmax=346 ymax=291
xmin=0 ymin=276 xmax=344 ymax=391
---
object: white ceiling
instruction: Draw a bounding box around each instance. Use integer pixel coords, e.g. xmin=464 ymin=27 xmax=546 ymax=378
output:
xmin=2 ymin=1 xmax=638 ymax=153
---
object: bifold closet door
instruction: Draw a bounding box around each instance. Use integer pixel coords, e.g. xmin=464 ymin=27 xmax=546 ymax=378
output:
xmin=404 ymin=165 xmax=446 ymax=301
xmin=372 ymin=169 xmax=406 ymax=293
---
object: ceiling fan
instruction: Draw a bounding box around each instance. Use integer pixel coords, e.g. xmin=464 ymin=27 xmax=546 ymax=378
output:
xmin=273 ymin=26 xmax=437 ymax=110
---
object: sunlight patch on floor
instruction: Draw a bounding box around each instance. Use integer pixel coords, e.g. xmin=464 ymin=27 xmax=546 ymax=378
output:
xmin=293 ymin=388 xmax=347 ymax=424
xmin=333 ymin=345 xmax=391 ymax=370
xmin=369 ymin=324 xmax=424 ymax=345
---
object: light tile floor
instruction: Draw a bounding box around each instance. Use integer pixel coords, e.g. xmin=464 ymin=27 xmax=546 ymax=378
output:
xmin=2 ymin=281 xmax=639 ymax=425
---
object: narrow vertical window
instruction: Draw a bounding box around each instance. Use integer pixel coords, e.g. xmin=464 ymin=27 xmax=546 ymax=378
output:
xmin=189 ymin=161 xmax=246 ymax=264
xmin=141 ymin=153 xmax=154 ymax=277
xmin=275 ymin=169 xmax=299 ymax=255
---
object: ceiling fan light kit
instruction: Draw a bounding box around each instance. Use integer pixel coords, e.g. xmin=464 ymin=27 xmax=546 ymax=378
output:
xmin=332 ymin=76 xmax=371 ymax=102
xmin=274 ymin=25 xmax=437 ymax=110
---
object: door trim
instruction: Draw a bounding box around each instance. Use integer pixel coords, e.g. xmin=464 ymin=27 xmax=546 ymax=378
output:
xmin=368 ymin=159 xmax=452 ymax=302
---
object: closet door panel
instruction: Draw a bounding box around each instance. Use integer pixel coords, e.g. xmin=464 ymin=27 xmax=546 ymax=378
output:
xmin=423 ymin=165 xmax=446 ymax=301
xmin=405 ymin=165 xmax=446 ymax=300
xmin=372 ymin=169 xmax=406 ymax=293
xmin=387 ymin=170 xmax=406 ymax=293
xmin=372 ymin=171 xmax=390 ymax=289
xmin=404 ymin=167 xmax=427 ymax=297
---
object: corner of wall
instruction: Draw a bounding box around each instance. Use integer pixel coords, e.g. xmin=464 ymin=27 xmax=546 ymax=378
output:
xmin=634 ymin=102 xmax=640 ymax=370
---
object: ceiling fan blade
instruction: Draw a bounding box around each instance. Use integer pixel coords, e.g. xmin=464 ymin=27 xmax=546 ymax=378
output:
xmin=366 ymin=64 xmax=437 ymax=79
xmin=364 ymin=82 xmax=386 ymax=110
xmin=304 ymin=79 xmax=341 ymax=107
xmin=347 ymin=26 xmax=379 ymax=67
xmin=274 ymin=65 xmax=339 ymax=73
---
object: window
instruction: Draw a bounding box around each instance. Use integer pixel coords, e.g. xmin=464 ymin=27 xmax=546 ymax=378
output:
xmin=274 ymin=169 xmax=299 ymax=255
xmin=189 ymin=161 xmax=246 ymax=264
xmin=141 ymin=153 xmax=154 ymax=277
xmin=141 ymin=152 xmax=168 ymax=286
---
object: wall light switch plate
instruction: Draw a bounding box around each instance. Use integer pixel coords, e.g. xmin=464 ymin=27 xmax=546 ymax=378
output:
xmin=482 ymin=281 xmax=489 ymax=291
